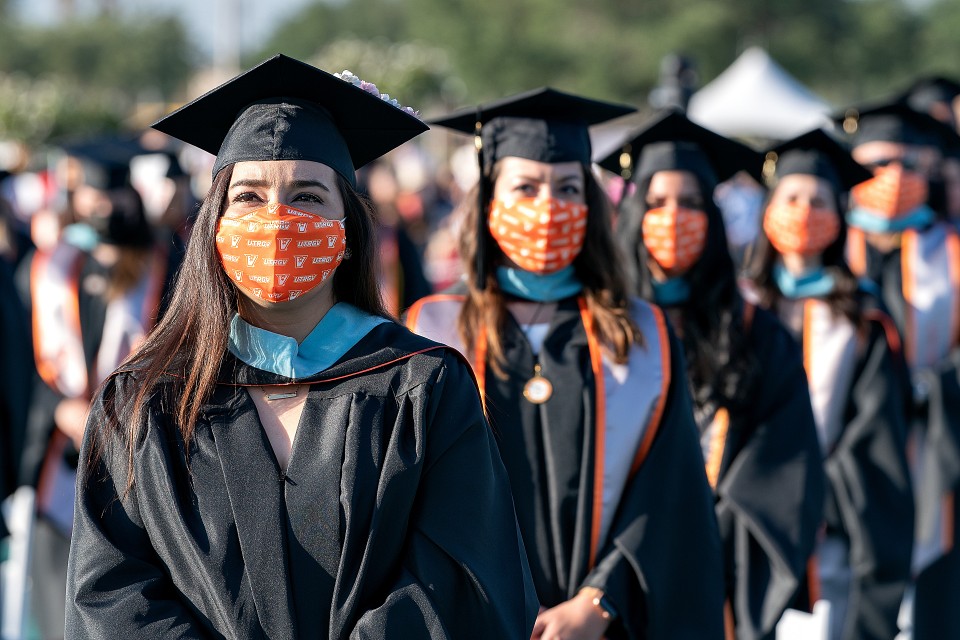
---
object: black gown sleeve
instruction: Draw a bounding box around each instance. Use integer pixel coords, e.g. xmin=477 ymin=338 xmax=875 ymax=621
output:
xmin=825 ymin=315 xmax=913 ymax=640
xmin=350 ymin=352 xmax=539 ymax=639
xmin=65 ymin=376 xmax=207 ymax=639
xmin=581 ymin=329 xmax=726 ymax=640
xmin=717 ymin=311 xmax=825 ymax=640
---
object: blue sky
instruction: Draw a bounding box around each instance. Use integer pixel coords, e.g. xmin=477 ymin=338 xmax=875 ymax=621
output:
xmin=10 ymin=0 xmax=319 ymax=61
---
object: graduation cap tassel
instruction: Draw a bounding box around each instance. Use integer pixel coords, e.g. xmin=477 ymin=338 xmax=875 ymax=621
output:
xmin=474 ymin=117 xmax=489 ymax=291
xmin=616 ymin=144 xmax=633 ymax=215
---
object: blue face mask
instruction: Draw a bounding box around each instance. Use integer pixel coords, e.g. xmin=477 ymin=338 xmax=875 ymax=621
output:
xmin=61 ymin=222 xmax=99 ymax=251
xmin=773 ymin=263 xmax=836 ymax=299
xmin=651 ymin=277 xmax=691 ymax=306
xmin=496 ymin=266 xmax=583 ymax=302
xmin=846 ymin=204 xmax=935 ymax=233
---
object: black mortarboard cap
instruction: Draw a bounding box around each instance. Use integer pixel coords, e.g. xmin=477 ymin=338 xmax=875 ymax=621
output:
xmin=597 ymin=108 xmax=763 ymax=189
xmin=763 ymin=128 xmax=872 ymax=192
xmin=901 ymin=76 xmax=960 ymax=114
xmin=834 ymin=100 xmax=960 ymax=150
xmin=60 ymin=136 xmax=145 ymax=191
xmin=431 ymin=88 xmax=635 ymax=289
xmin=430 ymin=87 xmax=635 ymax=168
xmin=152 ymin=54 xmax=428 ymax=188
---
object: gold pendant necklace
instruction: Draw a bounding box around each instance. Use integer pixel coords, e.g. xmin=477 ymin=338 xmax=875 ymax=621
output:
xmin=518 ymin=300 xmax=553 ymax=405
xmin=523 ymin=363 xmax=553 ymax=404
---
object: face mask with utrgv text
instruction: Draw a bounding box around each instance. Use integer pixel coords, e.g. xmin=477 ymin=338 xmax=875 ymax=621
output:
xmin=216 ymin=202 xmax=346 ymax=303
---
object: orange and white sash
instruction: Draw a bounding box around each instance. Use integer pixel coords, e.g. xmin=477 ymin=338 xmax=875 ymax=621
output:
xmin=900 ymin=225 xmax=960 ymax=370
xmin=847 ymin=224 xmax=960 ymax=371
xmin=800 ymin=299 xmax=860 ymax=455
xmin=31 ymin=242 xmax=88 ymax=398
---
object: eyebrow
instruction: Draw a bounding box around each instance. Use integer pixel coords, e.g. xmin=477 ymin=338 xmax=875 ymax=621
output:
xmin=511 ymin=174 xmax=584 ymax=183
xmin=229 ymin=178 xmax=331 ymax=193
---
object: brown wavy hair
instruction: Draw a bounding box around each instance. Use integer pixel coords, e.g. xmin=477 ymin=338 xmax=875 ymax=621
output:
xmin=458 ymin=162 xmax=641 ymax=378
xmin=92 ymin=164 xmax=388 ymax=491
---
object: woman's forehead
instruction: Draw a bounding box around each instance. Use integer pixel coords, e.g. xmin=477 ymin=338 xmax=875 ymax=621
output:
xmin=497 ymin=156 xmax=583 ymax=180
xmin=229 ymin=159 xmax=337 ymax=184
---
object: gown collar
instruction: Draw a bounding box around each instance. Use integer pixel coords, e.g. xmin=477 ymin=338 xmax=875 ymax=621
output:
xmin=228 ymin=302 xmax=389 ymax=378
xmin=496 ymin=265 xmax=583 ymax=302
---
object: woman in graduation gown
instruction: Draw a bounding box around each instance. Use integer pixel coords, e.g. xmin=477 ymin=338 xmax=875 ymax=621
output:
xmin=745 ymin=129 xmax=914 ymax=640
xmin=23 ymin=137 xmax=180 ymax=639
xmin=837 ymin=101 xmax=960 ymax=640
xmin=600 ymin=109 xmax=825 ymax=640
xmin=65 ymin=55 xmax=537 ymax=639
xmin=408 ymin=89 xmax=725 ymax=640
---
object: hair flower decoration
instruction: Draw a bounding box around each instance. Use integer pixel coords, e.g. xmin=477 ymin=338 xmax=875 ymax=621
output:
xmin=334 ymin=70 xmax=422 ymax=120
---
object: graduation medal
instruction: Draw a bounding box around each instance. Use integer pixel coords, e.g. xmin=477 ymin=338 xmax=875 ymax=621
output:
xmin=523 ymin=363 xmax=553 ymax=404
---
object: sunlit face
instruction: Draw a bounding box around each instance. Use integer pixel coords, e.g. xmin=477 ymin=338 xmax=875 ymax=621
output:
xmin=645 ymin=170 xmax=704 ymax=210
xmin=492 ymin=157 xmax=585 ymax=206
xmin=224 ymin=159 xmax=344 ymax=221
xmin=223 ymin=159 xmax=345 ymax=309
xmin=768 ymin=174 xmax=837 ymax=213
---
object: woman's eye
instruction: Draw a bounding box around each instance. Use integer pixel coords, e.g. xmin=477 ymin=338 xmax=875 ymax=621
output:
xmin=680 ymin=198 xmax=703 ymax=209
xmin=560 ymin=184 xmax=582 ymax=196
xmin=514 ymin=184 xmax=537 ymax=196
xmin=230 ymin=191 xmax=260 ymax=204
xmin=293 ymin=192 xmax=324 ymax=204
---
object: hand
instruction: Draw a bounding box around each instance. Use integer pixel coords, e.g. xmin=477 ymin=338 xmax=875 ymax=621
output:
xmin=54 ymin=398 xmax=91 ymax=449
xmin=531 ymin=591 xmax=610 ymax=640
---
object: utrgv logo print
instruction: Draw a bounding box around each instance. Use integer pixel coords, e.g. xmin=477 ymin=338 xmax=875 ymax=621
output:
xmin=295 ymin=255 xmax=308 ymax=268
xmin=297 ymin=222 xmax=308 ymax=233
xmin=233 ymin=270 xmax=243 ymax=282
xmin=230 ymin=235 xmax=241 ymax=248
xmin=279 ymin=238 xmax=292 ymax=251
xmin=327 ymin=236 xmax=338 ymax=248
xmin=245 ymin=255 xmax=257 ymax=267
xmin=277 ymin=274 xmax=289 ymax=286
xmin=289 ymin=290 xmax=303 ymax=300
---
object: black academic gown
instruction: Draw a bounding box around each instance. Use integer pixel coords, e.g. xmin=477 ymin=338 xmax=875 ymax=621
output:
xmin=850 ymin=227 xmax=960 ymax=640
xmin=66 ymin=322 xmax=538 ymax=639
xmin=407 ymin=290 xmax=726 ymax=640
xmin=703 ymin=305 xmax=825 ymax=640
xmin=776 ymin=292 xmax=914 ymax=640
xmin=0 ymin=258 xmax=30 ymax=536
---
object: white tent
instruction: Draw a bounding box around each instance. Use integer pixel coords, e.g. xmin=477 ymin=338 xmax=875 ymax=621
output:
xmin=687 ymin=46 xmax=832 ymax=141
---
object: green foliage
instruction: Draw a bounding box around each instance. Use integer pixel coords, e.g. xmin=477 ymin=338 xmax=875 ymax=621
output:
xmin=262 ymin=0 xmax=960 ymax=109
xmin=0 ymin=73 xmax=125 ymax=144
xmin=0 ymin=13 xmax=194 ymax=143
xmin=0 ymin=16 xmax=193 ymax=99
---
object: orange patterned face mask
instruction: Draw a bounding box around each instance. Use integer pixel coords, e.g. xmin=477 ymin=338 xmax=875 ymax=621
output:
xmin=642 ymin=206 xmax=708 ymax=274
xmin=851 ymin=165 xmax=929 ymax=218
xmin=763 ymin=203 xmax=840 ymax=257
xmin=216 ymin=203 xmax=346 ymax=303
xmin=488 ymin=197 xmax=588 ymax=274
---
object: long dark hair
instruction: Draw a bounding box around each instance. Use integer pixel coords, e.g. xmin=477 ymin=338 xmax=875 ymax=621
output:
xmin=458 ymin=163 xmax=641 ymax=378
xmin=745 ymin=185 xmax=862 ymax=327
xmin=619 ymin=172 xmax=758 ymax=418
xmin=92 ymin=164 xmax=388 ymax=490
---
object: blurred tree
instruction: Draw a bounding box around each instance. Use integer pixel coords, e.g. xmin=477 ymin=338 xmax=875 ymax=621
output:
xmin=258 ymin=0 xmax=960 ymax=111
xmin=0 ymin=15 xmax=193 ymax=100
